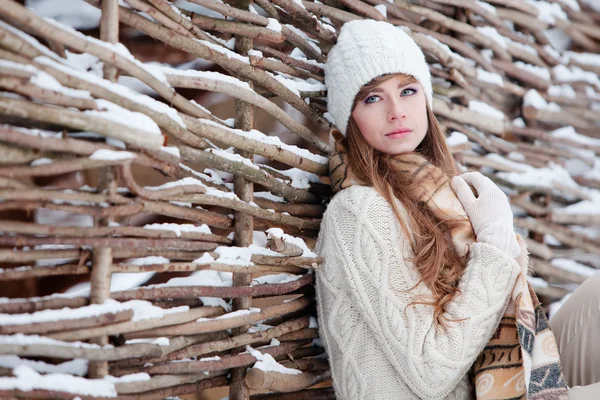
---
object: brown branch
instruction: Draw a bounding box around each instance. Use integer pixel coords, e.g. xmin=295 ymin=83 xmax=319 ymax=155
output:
xmin=49 ymin=306 xmax=225 ymax=341
xmin=189 ymin=13 xmax=284 ymax=44
xmin=83 ymin=0 xmax=331 ymax=136
xmin=245 ymin=368 xmax=330 ymax=392
xmin=0 ymin=309 xmax=133 ymax=335
xmin=162 ymin=316 xmax=310 ymax=362
xmin=1 ymin=0 xmax=217 ymax=122
xmin=0 ymin=220 xmax=231 ymax=243
xmin=0 ymin=235 xmax=220 ymax=252
xmin=267 ymin=236 xmax=303 ymax=256
xmin=179 ymin=144 xmax=321 ymax=204
xmin=126 ymin=295 xmax=312 ymax=337
xmin=250 ymin=387 xmax=336 ymax=400
xmin=0 ymin=97 xmax=164 ymax=151
xmin=167 ymin=80 xmax=327 ymax=158
xmin=115 ymin=340 xmax=307 ymax=375
xmin=0 ymin=76 xmax=98 ymax=109
xmin=110 ymin=274 xmax=313 ymax=301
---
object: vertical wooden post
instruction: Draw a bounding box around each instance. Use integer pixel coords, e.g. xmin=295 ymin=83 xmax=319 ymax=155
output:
xmin=88 ymin=0 xmax=119 ymax=379
xmin=229 ymin=1 xmax=255 ymax=398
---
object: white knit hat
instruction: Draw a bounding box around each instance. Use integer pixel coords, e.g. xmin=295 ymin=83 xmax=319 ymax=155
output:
xmin=325 ymin=20 xmax=432 ymax=136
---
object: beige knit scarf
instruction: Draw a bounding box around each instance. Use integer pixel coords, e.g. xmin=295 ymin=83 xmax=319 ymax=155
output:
xmin=329 ymin=131 xmax=568 ymax=399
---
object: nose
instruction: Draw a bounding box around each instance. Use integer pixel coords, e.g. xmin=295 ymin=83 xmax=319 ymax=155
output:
xmin=387 ymin=98 xmax=407 ymax=121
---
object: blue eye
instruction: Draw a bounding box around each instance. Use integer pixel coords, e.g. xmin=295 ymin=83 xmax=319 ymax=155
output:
xmin=364 ymin=95 xmax=380 ymax=104
xmin=401 ymin=88 xmax=417 ymax=96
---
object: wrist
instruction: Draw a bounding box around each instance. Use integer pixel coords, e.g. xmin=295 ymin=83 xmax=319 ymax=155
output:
xmin=476 ymin=223 xmax=520 ymax=259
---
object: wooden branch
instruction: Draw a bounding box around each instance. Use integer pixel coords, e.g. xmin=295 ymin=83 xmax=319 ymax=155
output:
xmin=0 ymin=76 xmax=98 ymax=109
xmin=250 ymin=388 xmax=336 ymax=400
xmin=0 ymin=220 xmax=231 ymax=243
xmin=176 ymin=114 xmax=326 ymax=175
xmin=48 ymin=306 xmax=225 ymax=341
xmin=162 ymin=316 xmax=310 ymax=362
xmin=267 ymin=236 xmax=303 ymax=256
xmin=0 ymin=309 xmax=133 ymax=335
xmin=1 ymin=0 xmax=217 ymax=122
xmin=0 ymin=97 xmax=164 ymax=151
xmin=179 ymin=144 xmax=321 ymax=204
xmin=110 ymin=274 xmax=313 ymax=301
xmin=0 ymin=235 xmax=220 ymax=252
xmin=245 ymin=368 xmax=330 ymax=392
xmin=115 ymin=340 xmax=307 ymax=375
xmin=83 ymin=0 xmax=331 ymax=137
xmin=126 ymin=295 xmax=312 ymax=337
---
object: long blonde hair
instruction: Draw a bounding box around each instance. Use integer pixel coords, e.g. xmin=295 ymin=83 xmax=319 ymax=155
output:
xmin=346 ymin=73 xmax=464 ymax=326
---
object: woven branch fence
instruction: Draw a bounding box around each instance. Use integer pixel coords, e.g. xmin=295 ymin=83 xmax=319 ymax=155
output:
xmin=0 ymin=0 xmax=599 ymax=398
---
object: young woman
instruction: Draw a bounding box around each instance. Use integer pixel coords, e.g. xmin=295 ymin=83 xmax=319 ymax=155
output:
xmin=315 ymin=19 xmax=600 ymax=400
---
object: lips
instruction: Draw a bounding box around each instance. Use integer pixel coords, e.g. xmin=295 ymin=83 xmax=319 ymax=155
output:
xmin=386 ymin=128 xmax=412 ymax=137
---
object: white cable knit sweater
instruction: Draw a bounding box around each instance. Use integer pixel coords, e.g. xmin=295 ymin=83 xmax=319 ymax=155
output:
xmin=315 ymin=185 xmax=521 ymax=400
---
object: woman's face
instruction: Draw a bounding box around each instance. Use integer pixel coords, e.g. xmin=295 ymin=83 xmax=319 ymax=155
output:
xmin=351 ymin=75 xmax=428 ymax=155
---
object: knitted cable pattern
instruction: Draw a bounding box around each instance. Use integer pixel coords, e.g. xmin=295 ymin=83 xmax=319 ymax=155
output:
xmin=315 ymin=185 xmax=521 ymax=400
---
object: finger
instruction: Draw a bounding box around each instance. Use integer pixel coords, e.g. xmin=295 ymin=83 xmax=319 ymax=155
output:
xmin=451 ymin=176 xmax=476 ymax=202
xmin=460 ymin=172 xmax=493 ymax=195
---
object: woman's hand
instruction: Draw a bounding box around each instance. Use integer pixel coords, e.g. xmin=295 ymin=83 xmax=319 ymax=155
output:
xmin=451 ymin=171 xmax=520 ymax=259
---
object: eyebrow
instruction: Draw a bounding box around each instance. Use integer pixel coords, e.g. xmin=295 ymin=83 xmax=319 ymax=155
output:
xmin=369 ymin=83 xmax=414 ymax=93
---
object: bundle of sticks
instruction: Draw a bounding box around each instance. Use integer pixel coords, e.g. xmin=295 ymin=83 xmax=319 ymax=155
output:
xmin=0 ymin=0 xmax=598 ymax=398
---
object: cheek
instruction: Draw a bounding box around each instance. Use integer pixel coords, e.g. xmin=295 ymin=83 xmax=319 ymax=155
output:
xmin=352 ymin=109 xmax=380 ymax=143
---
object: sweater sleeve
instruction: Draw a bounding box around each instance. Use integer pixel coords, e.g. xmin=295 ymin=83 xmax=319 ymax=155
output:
xmin=317 ymin=186 xmax=521 ymax=400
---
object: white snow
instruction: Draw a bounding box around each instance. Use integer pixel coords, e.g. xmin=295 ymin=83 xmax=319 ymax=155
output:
xmin=374 ymin=4 xmax=387 ymax=17
xmin=125 ymin=256 xmax=170 ymax=266
xmin=550 ymin=126 xmax=600 ymax=147
xmin=476 ymin=26 xmax=507 ymax=49
xmin=0 ymin=356 xmax=87 ymax=376
xmin=447 ymin=131 xmax=469 ymax=146
xmin=143 ymin=223 xmax=212 ymax=237
xmin=523 ymin=89 xmax=561 ymax=111
xmin=151 ymin=270 xmax=233 ymax=288
xmin=553 ymin=65 xmax=600 ymax=88
xmin=476 ymin=68 xmax=504 ymax=87
xmin=193 ymin=253 xmax=217 ymax=264
xmin=245 ymin=345 xmax=301 ymax=375
xmin=267 ymin=73 xmax=326 ymax=97
xmin=85 ymin=99 xmax=162 ymax=137
xmin=206 ymin=148 xmax=259 ymax=172
xmin=274 ymin=167 xmax=322 ymax=189
xmin=497 ymin=162 xmax=581 ymax=195
xmin=104 ymin=373 xmax=150 ymax=384
xmin=28 ymin=0 xmax=101 ymax=30
xmin=514 ymin=62 xmax=551 ymax=81
xmin=125 ymin=337 xmax=170 ymax=346
xmin=35 ymin=56 xmax=185 ymax=128
xmin=160 ymin=146 xmax=180 ymax=158
xmin=526 ymin=0 xmax=568 ymax=23
xmin=266 ymin=18 xmax=282 ymax=32
xmin=266 ymin=228 xmax=317 ymax=257
xmin=557 ymin=0 xmax=580 ymax=11
xmin=0 ymin=334 xmax=110 ymax=348
xmin=548 ymin=84 xmax=576 ymax=98
xmin=89 ymin=149 xmax=136 ymax=161
xmin=476 ymin=1 xmax=497 ymax=14
xmin=567 ymin=51 xmax=600 ymax=67
xmin=199 ymin=119 xmax=328 ymax=165
xmin=254 ymin=192 xmax=285 ymax=203
xmin=0 ymin=20 xmax=63 ymax=63
xmin=0 ymin=366 xmax=116 ymax=396
xmin=551 ymin=259 xmax=597 ymax=278
xmin=214 ymin=246 xmax=253 ymax=266
xmin=468 ymin=100 xmax=505 ymax=120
